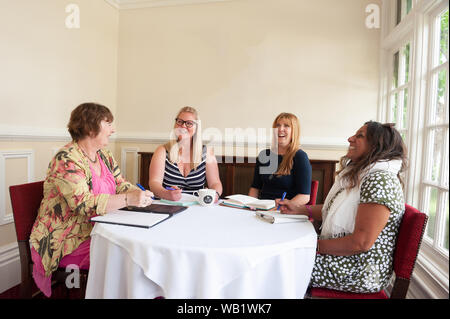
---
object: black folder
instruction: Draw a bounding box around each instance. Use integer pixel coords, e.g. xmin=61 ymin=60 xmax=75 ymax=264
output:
xmin=120 ymin=203 xmax=188 ymax=215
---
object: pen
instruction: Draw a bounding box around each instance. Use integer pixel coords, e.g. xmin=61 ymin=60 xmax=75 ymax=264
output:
xmin=277 ymin=192 xmax=287 ymax=210
xmin=165 ymin=186 xmax=177 ymax=190
xmin=137 ymin=183 xmax=156 ymax=200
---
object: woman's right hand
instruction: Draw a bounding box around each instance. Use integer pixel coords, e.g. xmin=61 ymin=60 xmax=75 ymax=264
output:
xmin=127 ymin=189 xmax=153 ymax=207
xmin=275 ymin=198 xmax=303 ymax=215
xmin=165 ymin=186 xmax=182 ymax=201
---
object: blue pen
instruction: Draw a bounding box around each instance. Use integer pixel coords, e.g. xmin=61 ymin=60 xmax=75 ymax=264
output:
xmin=137 ymin=183 xmax=156 ymax=200
xmin=277 ymin=192 xmax=287 ymax=210
xmin=165 ymin=186 xmax=177 ymax=190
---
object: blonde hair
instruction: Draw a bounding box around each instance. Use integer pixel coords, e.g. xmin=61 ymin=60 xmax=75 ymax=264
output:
xmin=164 ymin=106 xmax=203 ymax=170
xmin=272 ymin=113 xmax=301 ymax=176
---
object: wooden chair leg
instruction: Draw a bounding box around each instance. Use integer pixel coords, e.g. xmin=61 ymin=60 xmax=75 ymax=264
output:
xmin=19 ymin=280 xmax=32 ymax=299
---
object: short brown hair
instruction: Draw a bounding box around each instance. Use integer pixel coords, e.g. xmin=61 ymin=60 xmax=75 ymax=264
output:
xmin=67 ymin=103 xmax=114 ymax=141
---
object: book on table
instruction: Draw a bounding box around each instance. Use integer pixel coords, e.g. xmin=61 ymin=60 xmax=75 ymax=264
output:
xmin=255 ymin=211 xmax=309 ymax=224
xmin=120 ymin=203 xmax=188 ymax=215
xmin=159 ymin=193 xmax=199 ymax=206
xmin=90 ymin=210 xmax=172 ymax=229
xmin=221 ymin=194 xmax=275 ymax=210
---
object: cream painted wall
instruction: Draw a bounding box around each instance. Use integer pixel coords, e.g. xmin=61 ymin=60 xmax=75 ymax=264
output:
xmin=0 ymin=0 xmax=119 ymax=137
xmin=0 ymin=0 xmax=379 ymax=259
xmin=115 ymin=0 xmax=381 ymax=147
xmin=0 ymin=0 xmax=119 ymax=248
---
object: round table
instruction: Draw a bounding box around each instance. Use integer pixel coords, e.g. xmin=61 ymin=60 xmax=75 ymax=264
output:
xmin=86 ymin=202 xmax=317 ymax=299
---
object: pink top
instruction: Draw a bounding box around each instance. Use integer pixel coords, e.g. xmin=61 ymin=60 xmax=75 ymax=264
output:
xmin=31 ymin=153 xmax=116 ymax=297
xmin=89 ymin=153 xmax=117 ymax=196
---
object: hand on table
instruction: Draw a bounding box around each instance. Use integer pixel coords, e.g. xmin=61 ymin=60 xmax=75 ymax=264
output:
xmin=127 ymin=190 xmax=154 ymax=207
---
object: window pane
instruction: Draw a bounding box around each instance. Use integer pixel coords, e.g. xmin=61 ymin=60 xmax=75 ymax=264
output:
xmin=433 ymin=68 xmax=448 ymax=125
xmin=391 ymin=92 xmax=398 ymax=123
xmin=429 ymin=128 xmax=444 ymax=182
xmin=444 ymin=131 xmax=449 ymax=188
xmin=402 ymin=88 xmax=408 ymax=129
xmin=403 ymin=43 xmax=410 ymax=84
xmin=444 ymin=194 xmax=449 ymax=250
xmin=396 ymin=0 xmax=413 ymax=25
xmin=393 ymin=51 xmax=399 ymax=89
xmin=440 ymin=10 xmax=449 ymax=65
xmin=426 ymin=187 xmax=438 ymax=240
xmin=401 ymin=131 xmax=407 ymax=141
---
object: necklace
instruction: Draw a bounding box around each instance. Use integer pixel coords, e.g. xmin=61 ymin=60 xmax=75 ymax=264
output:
xmin=80 ymin=146 xmax=98 ymax=164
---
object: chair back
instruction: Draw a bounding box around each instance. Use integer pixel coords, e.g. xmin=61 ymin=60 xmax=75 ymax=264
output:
xmin=9 ymin=181 xmax=44 ymax=242
xmin=9 ymin=181 xmax=45 ymax=298
xmin=390 ymin=204 xmax=428 ymax=298
xmin=308 ymin=180 xmax=319 ymax=205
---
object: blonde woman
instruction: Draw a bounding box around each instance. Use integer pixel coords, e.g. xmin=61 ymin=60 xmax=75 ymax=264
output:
xmin=248 ymin=112 xmax=311 ymax=205
xmin=149 ymin=106 xmax=222 ymax=201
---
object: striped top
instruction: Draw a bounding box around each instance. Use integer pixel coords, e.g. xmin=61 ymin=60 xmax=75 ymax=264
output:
xmin=162 ymin=145 xmax=207 ymax=195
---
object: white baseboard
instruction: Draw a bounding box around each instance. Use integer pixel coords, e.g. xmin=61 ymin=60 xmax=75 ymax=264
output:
xmin=0 ymin=242 xmax=21 ymax=294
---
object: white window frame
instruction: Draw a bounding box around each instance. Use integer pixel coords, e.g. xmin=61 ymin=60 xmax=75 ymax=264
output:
xmin=379 ymin=0 xmax=449 ymax=298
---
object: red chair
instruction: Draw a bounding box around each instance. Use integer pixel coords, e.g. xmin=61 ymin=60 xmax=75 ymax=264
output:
xmin=308 ymin=180 xmax=319 ymax=205
xmin=310 ymin=204 xmax=428 ymax=299
xmin=9 ymin=181 xmax=87 ymax=298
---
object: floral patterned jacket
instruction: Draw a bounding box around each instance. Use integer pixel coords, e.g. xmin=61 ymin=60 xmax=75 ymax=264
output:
xmin=30 ymin=141 xmax=137 ymax=277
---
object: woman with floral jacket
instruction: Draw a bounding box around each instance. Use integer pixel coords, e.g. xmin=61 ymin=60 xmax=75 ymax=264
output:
xmin=30 ymin=103 xmax=153 ymax=297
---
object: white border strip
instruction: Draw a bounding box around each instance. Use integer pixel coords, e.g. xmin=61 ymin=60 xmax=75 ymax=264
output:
xmin=0 ymin=150 xmax=35 ymax=225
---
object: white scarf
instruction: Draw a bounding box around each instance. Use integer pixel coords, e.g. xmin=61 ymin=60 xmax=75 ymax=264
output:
xmin=320 ymin=159 xmax=402 ymax=240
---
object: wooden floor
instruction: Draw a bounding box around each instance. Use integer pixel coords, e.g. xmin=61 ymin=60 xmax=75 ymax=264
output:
xmin=0 ymin=283 xmax=85 ymax=299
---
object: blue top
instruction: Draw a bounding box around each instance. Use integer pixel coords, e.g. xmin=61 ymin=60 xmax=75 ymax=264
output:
xmin=251 ymin=149 xmax=312 ymax=200
xmin=162 ymin=145 xmax=207 ymax=195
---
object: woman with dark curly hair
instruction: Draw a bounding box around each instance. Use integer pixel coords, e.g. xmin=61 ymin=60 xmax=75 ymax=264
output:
xmin=30 ymin=103 xmax=153 ymax=297
xmin=278 ymin=121 xmax=407 ymax=293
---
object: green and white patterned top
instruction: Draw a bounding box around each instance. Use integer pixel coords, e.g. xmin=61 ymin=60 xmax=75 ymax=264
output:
xmin=309 ymin=170 xmax=405 ymax=293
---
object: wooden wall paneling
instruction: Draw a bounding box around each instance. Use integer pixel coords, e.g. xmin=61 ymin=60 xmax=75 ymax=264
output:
xmin=138 ymin=152 xmax=337 ymax=204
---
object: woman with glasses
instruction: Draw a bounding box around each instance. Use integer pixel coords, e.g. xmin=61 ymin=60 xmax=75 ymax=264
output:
xmin=149 ymin=106 xmax=223 ymax=201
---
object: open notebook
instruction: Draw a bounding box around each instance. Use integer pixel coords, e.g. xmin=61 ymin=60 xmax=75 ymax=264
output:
xmin=159 ymin=194 xmax=199 ymax=206
xmin=221 ymin=194 xmax=275 ymax=210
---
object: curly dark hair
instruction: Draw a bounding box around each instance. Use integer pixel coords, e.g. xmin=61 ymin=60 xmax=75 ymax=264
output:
xmin=67 ymin=103 xmax=114 ymax=141
xmin=337 ymin=121 xmax=408 ymax=189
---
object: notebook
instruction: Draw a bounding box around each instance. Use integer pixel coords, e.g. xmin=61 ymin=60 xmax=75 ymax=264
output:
xmin=255 ymin=211 xmax=309 ymax=224
xmin=159 ymin=194 xmax=199 ymax=206
xmin=120 ymin=203 xmax=187 ymax=215
xmin=90 ymin=210 xmax=171 ymax=229
xmin=221 ymin=195 xmax=275 ymax=210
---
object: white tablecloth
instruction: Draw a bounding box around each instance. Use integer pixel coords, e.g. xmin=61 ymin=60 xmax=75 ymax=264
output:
xmin=86 ymin=203 xmax=317 ymax=299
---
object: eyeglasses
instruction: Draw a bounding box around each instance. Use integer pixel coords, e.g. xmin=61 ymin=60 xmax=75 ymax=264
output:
xmin=175 ymin=118 xmax=197 ymax=128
